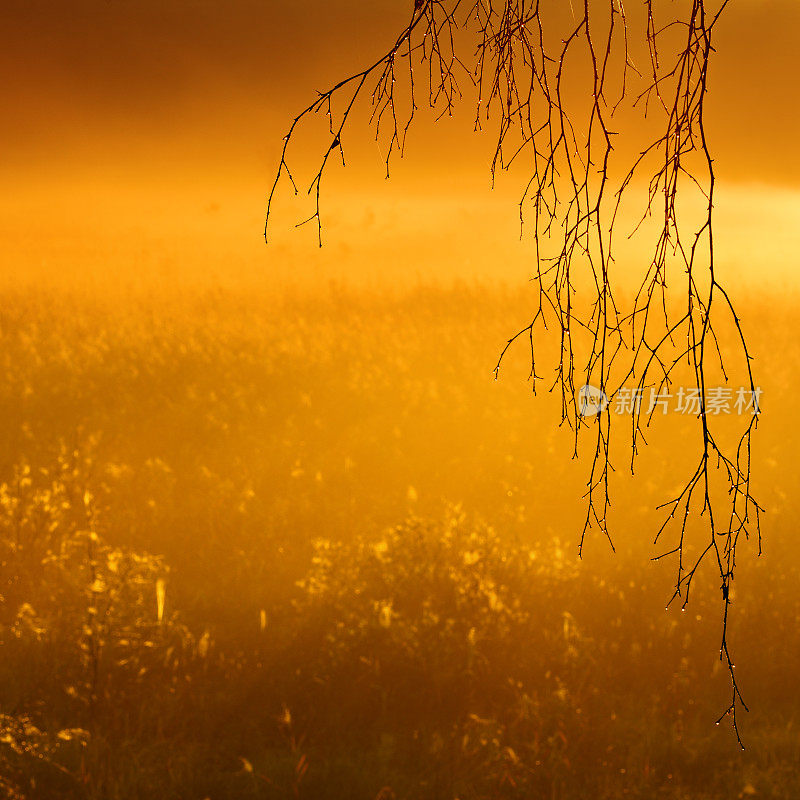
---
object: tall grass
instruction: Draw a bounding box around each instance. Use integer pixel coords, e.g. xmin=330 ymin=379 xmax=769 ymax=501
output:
xmin=0 ymin=281 xmax=797 ymax=798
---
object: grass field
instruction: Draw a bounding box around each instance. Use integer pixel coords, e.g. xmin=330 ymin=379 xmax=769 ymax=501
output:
xmin=0 ymin=279 xmax=798 ymax=799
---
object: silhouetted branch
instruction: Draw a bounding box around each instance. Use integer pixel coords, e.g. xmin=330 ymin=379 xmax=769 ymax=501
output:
xmin=267 ymin=0 xmax=760 ymax=747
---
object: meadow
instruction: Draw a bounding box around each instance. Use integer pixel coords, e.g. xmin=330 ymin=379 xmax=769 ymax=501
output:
xmin=0 ymin=279 xmax=798 ymax=799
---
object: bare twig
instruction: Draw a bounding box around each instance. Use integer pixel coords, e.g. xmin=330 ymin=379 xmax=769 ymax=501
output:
xmin=266 ymin=0 xmax=761 ymax=746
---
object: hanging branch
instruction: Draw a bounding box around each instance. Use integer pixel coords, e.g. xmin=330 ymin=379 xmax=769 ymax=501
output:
xmin=265 ymin=0 xmax=761 ymax=747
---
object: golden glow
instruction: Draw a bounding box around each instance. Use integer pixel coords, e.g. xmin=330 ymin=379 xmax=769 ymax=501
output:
xmin=1 ymin=1 xmax=799 ymax=796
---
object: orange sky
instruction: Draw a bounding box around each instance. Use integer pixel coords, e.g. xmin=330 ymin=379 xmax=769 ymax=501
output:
xmin=2 ymin=0 xmax=799 ymax=290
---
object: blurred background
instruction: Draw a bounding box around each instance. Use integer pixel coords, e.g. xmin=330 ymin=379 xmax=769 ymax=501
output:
xmin=3 ymin=0 xmax=800 ymax=290
xmin=1 ymin=1 xmax=799 ymax=798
